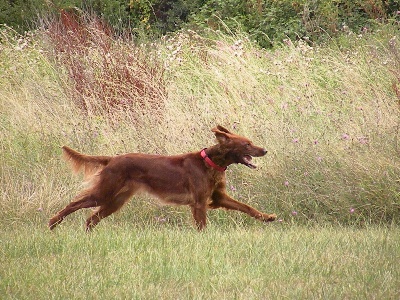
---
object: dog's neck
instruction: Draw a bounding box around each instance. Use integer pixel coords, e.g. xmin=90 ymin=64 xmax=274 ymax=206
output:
xmin=201 ymin=146 xmax=232 ymax=171
xmin=201 ymin=148 xmax=226 ymax=172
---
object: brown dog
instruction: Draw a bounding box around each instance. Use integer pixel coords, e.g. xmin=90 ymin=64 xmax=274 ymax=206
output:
xmin=49 ymin=125 xmax=276 ymax=231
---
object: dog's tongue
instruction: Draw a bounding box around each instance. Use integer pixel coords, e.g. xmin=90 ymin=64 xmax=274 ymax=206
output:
xmin=243 ymin=155 xmax=257 ymax=169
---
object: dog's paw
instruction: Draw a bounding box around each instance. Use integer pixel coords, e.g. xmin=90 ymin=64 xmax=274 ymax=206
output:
xmin=262 ymin=213 xmax=277 ymax=222
xmin=48 ymin=216 xmax=62 ymax=230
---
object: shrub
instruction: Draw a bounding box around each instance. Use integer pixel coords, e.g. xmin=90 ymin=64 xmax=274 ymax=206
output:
xmin=0 ymin=0 xmax=48 ymax=32
xmin=189 ymin=0 xmax=400 ymax=47
xmin=3 ymin=0 xmax=399 ymax=48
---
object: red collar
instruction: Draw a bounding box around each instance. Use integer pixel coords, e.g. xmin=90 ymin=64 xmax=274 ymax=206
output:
xmin=200 ymin=149 xmax=226 ymax=172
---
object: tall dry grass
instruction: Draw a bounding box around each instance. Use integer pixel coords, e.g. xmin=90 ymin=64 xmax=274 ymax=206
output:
xmin=0 ymin=17 xmax=399 ymax=226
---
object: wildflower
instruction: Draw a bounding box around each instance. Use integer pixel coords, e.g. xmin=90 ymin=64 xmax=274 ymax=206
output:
xmin=317 ymin=156 xmax=323 ymax=162
xmin=155 ymin=216 xmax=167 ymax=223
xmin=313 ymin=140 xmax=318 ymax=145
xmin=234 ymin=39 xmax=243 ymax=47
xmin=292 ymin=138 xmax=299 ymax=143
xmin=37 ymin=207 xmax=43 ymax=212
xmin=283 ymin=39 xmax=292 ymax=46
xmin=230 ymin=185 xmax=236 ymax=192
xmin=358 ymin=137 xmax=368 ymax=144
xmin=278 ymin=219 xmax=283 ymax=223
xmin=284 ymin=181 xmax=289 ymax=187
xmin=350 ymin=208 xmax=355 ymax=214
xmin=291 ymin=211 xmax=298 ymax=216
xmin=342 ymin=133 xmax=350 ymax=140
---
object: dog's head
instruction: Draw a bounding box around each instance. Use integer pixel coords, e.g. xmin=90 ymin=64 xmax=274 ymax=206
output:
xmin=212 ymin=125 xmax=267 ymax=169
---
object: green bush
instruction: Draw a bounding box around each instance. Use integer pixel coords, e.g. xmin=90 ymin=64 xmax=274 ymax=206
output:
xmin=0 ymin=0 xmax=48 ymax=31
xmin=189 ymin=0 xmax=400 ymax=47
xmin=2 ymin=0 xmax=399 ymax=47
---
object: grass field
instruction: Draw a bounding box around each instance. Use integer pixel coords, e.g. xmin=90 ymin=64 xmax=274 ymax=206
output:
xmin=1 ymin=18 xmax=400 ymax=299
xmin=1 ymin=222 xmax=399 ymax=299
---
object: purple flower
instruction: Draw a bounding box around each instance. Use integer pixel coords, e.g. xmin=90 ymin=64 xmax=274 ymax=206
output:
xmin=293 ymin=138 xmax=299 ymax=143
xmin=358 ymin=137 xmax=368 ymax=144
xmin=313 ymin=140 xmax=318 ymax=145
xmin=230 ymin=185 xmax=236 ymax=192
xmin=284 ymin=181 xmax=289 ymax=187
xmin=350 ymin=208 xmax=355 ymax=214
xmin=291 ymin=211 xmax=298 ymax=216
xmin=342 ymin=133 xmax=350 ymax=140
xmin=317 ymin=156 xmax=323 ymax=162
xmin=278 ymin=219 xmax=283 ymax=223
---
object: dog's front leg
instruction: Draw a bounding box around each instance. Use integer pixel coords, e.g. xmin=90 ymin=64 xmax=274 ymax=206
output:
xmin=210 ymin=192 xmax=276 ymax=223
xmin=190 ymin=201 xmax=207 ymax=231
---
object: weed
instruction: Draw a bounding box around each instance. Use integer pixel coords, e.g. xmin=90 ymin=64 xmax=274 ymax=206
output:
xmin=44 ymin=11 xmax=166 ymax=119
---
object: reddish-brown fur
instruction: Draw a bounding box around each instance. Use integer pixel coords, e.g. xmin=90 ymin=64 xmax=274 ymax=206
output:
xmin=49 ymin=125 xmax=276 ymax=231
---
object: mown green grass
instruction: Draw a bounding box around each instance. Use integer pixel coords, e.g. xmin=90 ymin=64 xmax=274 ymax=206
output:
xmin=1 ymin=223 xmax=399 ymax=299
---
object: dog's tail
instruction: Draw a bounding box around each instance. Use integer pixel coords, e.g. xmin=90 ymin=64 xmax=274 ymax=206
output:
xmin=62 ymin=146 xmax=112 ymax=178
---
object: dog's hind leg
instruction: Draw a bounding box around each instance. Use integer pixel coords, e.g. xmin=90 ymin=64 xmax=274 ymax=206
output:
xmin=49 ymin=192 xmax=100 ymax=230
xmin=85 ymin=189 xmax=134 ymax=231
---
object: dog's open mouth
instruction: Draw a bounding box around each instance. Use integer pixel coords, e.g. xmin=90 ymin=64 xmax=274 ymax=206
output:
xmin=242 ymin=155 xmax=257 ymax=169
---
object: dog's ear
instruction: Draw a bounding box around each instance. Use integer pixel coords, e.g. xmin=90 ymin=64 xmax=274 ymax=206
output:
xmin=212 ymin=127 xmax=230 ymax=144
xmin=216 ymin=125 xmax=232 ymax=134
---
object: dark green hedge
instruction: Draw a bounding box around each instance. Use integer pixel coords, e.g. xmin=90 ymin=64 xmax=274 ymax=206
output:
xmin=1 ymin=0 xmax=399 ymax=47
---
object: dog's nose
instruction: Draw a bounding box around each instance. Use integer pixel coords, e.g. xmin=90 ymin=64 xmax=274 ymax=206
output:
xmin=262 ymin=149 xmax=268 ymax=155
